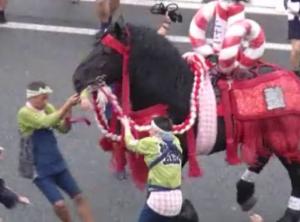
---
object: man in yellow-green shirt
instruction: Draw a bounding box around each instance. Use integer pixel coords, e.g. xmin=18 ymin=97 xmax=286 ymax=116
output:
xmin=17 ymin=81 xmax=94 ymax=222
xmin=122 ymin=116 xmax=183 ymax=222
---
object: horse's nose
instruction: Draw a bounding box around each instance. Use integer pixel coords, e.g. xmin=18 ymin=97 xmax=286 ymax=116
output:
xmin=74 ymin=78 xmax=84 ymax=93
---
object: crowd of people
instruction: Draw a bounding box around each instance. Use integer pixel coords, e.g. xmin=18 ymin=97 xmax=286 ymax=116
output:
xmin=0 ymin=0 xmax=300 ymax=222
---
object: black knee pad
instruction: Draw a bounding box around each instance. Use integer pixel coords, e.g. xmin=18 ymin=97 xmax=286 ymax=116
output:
xmin=173 ymin=199 xmax=199 ymax=222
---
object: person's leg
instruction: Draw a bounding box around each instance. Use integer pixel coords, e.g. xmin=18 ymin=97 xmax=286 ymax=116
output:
xmin=34 ymin=176 xmax=72 ymax=222
xmin=0 ymin=0 xmax=7 ymax=23
xmin=109 ymin=0 xmax=120 ymax=15
xmin=0 ymin=0 xmax=6 ymax=10
xmin=277 ymin=157 xmax=300 ymax=222
xmin=96 ymin=0 xmax=111 ymax=27
xmin=53 ymin=200 xmax=72 ymax=222
xmin=73 ymin=194 xmax=94 ymax=222
xmin=290 ymin=39 xmax=300 ymax=72
xmin=55 ymin=169 xmax=94 ymax=222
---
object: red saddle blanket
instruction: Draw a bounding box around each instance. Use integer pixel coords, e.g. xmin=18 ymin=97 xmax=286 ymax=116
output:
xmin=218 ymin=64 xmax=300 ymax=165
xmin=230 ymin=70 xmax=300 ymax=120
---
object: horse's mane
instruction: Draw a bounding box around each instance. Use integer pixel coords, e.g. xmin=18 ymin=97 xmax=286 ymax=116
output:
xmin=126 ymin=24 xmax=194 ymax=121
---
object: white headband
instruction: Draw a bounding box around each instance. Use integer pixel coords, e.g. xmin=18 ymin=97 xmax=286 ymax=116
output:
xmin=26 ymin=86 xmax=53 ymax=99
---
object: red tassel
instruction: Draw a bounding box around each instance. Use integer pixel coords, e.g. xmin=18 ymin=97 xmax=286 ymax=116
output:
xmin=110 ymin=143 xmax=127 ymax=173
xmin=218 ymin=80 xmax=241 ymax=165
xmin=186 ymin=129 xmax=203 ymax=177
xmin=127 ymin=153 xmax=148 ymax=190
xmin=99 ymin=137 xmax=113 ymax=151
xmin=226 ymin=138 xmax=241 ymax=165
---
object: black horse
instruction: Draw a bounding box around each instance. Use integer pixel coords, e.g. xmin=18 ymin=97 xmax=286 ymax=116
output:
xmin=73 ymin=19 xmax=300 ymax=222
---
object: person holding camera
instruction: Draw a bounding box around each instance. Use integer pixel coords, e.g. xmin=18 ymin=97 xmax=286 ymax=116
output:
xmin=285 ymin=0 xmax=300 ymax=75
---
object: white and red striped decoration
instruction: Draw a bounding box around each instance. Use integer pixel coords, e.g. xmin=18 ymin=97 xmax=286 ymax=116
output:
xmin=189 ymin=0 xmax=245 ymax=57
xmin=218 ymin=19 xmax=266 ymax=74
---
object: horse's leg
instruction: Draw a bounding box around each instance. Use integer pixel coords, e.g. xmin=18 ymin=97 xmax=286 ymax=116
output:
xmin=276 ymin=157 xmax=300 ymax=222
xmin=236 ymin=155 xmax=271 ymax=211
xmin=208 ymin=117 xmax=272 ymax=211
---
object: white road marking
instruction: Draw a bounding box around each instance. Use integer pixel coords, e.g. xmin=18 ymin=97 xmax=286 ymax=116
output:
xmin=0 ymin=22 xmax=291 ymax=51
xmin=80 ymin=0 xmax=286 ymax=16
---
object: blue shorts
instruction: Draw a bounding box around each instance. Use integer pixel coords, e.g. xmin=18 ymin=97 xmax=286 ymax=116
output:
xmin=138 ymin=204 xmax=174 ymax=222
xmin=34 ymin=169 xmax=81 ymax=205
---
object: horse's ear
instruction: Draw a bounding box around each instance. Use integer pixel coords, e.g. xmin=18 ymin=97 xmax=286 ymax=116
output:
xmin=112 ymin=15 xmax=126 ymax=39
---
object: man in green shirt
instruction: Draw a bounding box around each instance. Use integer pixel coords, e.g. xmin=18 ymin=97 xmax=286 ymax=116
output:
xmin=17 ymin=81 xmax=94 ymax=222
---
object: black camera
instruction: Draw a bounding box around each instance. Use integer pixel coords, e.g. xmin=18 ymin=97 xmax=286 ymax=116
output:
xmin=150 ymin=2 xmax=183 ymax=23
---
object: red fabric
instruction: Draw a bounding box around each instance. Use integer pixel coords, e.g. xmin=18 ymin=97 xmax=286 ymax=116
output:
xmin=186 ymin=129 xmax=203 ymax=177
xmin=190 ymin=38 xmax=206 ymax=47
xmin=216 ymin=3 xmax=228 ymax=20
xmin=249 ymin=30 xmax=265 ymax=48
xmin=195 ymin=11 xmax=209 ymax=30
xmin=218 ymin=80 xmax=241 ymax=165
xmin=227 ymin=3 xmax=245 ymax=17
xmin=231 ymin=71 xmax=300 ymax=119
xmin=219 ymin=65 xmax=300 ymax=164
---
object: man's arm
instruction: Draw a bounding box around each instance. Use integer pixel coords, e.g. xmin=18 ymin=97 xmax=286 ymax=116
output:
xmin=46 ymin=104 xmax=71 ymax=134
xmin=18 ymin=94 xmax=80 ymax=131
xmin=122 ymin=118 xmax=156 ymax=155
xmin=157 ymin=13 xmax=171 ymax=36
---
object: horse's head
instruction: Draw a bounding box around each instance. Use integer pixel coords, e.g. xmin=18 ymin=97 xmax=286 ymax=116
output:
xmin=73 ymin=17 xmax=194 ymax=121
xmin=73 ymin=18 xmax=127 ymax=93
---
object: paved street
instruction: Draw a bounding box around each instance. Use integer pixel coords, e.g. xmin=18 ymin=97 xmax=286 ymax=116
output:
xmin=0 ymin=1 xmax=294 ymax=221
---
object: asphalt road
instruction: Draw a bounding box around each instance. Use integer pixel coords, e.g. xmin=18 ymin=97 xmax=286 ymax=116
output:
xmin=0 ymin=1 xmax=295 ymax=221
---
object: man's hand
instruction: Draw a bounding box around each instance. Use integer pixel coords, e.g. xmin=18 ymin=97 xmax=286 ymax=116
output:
xmin=66 ymin=94 xmax=81 ymax=107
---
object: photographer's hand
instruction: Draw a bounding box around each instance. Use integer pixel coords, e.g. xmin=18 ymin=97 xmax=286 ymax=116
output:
xmin=157 ymin=12 xmax=171 ymax=36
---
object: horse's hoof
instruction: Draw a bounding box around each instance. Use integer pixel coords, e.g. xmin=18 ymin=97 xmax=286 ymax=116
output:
xmin=240 ymin=196 xmax=257 ymax=212
xmin=277 ymin=209 xmax=300 ymax=222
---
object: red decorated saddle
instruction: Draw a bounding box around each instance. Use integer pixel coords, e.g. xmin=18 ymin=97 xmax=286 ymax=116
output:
xmin=218 ymin=62 xmax=300 ymax=165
